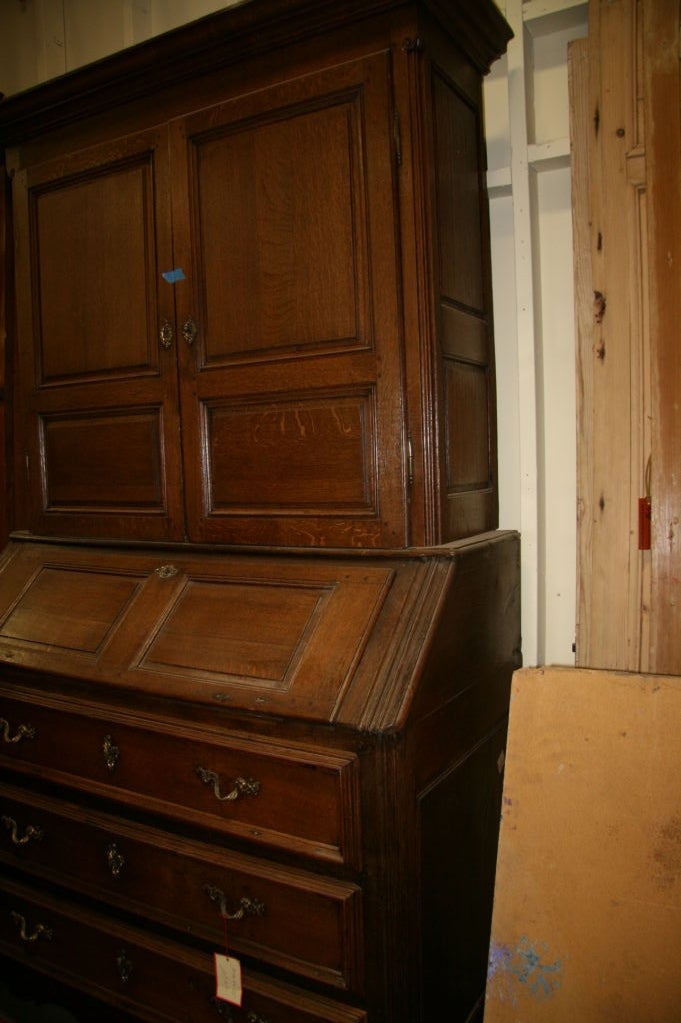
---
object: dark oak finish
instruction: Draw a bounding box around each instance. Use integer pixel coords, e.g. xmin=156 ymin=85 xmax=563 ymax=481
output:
xmin=0 ymin=877 xmax=368 ymax=1022
xmin=2 ymin=0 xmax=509 ymax=550
xmin=0 ymin=533 xmax=520 ymax=1021
xmin=0 ymin=2 xmax=515 ymax=1021
xmin=1 ymin=783 xmax=363 ymax=991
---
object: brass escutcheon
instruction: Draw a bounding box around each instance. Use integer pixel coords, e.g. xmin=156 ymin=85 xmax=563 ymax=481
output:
xmin=102 ymin=734 xmax=120 ymax=772
xmin=155 ymin=564 xmax=179 ymax=579
xmin=116 ymin=949 xmax=133 ymax=984
xmin=181 ymin=315 xmax=198 ymax=346
xmin=159 ymin=319 xmax=173 ymax=349
xmin=106 ymin=842 xmax=126 ymax=878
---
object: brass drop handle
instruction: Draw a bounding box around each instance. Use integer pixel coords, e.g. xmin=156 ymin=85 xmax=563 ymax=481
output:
xmin=10 ymin=910 xmax=52 ymax=943
xmin=0 ymin=717 xmax=36 ymax=745
xmin=116 ymin=948 xmax=133 ymax=984
xmin=159 ymin=319 xmax=174 ymax=349
xmin=102 ymin=734 xmax=120 ymax=773
xmin=181 ymin=315 xmax=198 ymax=346
xmin=1 ymin=815 xmax=43 ymax=846
xmin=203 ymin=883 xmax=265 ymax=921
xmin=195 ymin=767 xmax=260 ymax=803
xmin=106 ymin=842 xmax=126 ymax=878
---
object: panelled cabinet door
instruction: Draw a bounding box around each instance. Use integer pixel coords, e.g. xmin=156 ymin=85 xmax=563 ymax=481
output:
xmin=12 ymin=128 xmax=186 ymax=542
xmin=170 ymin=52 xmax=407 ymax=548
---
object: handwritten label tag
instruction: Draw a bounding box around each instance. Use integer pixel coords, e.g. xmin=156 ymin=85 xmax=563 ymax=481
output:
xmin=214 ymin=953 xmax=242 ymax=1006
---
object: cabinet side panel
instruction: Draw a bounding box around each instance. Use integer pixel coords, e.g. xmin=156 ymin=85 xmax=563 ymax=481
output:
xmin=428 ymin=45 xmax=498 ymax=539
xmin=419 ymin=723 xmax=507 ymax=1021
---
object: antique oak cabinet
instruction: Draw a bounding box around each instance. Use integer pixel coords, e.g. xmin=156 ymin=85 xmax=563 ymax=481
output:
xmin=0 ymin=2 xmax=518 ymax=1021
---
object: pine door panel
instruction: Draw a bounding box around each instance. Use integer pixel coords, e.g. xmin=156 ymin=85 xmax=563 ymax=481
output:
xmin=171 ymin=53 xmax=406 ymax=548
xmin=12 ymin=128 xmax=185 ymax=542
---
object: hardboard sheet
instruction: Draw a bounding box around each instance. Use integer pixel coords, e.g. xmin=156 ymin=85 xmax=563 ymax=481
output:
xmin=485 ymin=666 xmax=681 ymax=1021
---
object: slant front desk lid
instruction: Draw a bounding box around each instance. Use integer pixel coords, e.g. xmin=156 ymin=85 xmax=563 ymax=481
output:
xmin=0 ymin=539 xmax=505 ymax=727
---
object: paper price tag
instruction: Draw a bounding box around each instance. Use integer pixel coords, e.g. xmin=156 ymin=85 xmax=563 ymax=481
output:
xmin=214 ymin=953 xmax=242 ymax=1007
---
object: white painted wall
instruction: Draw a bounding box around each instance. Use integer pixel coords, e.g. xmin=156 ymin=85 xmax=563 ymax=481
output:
xmin=486 ymin=0 xmax=587 ymax=666
xmin=0 ymin=0 xmax=587 ymax=668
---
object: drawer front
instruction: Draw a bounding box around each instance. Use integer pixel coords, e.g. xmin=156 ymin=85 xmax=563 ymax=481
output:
xmin=0 ymin=693 xmax=361 ymax=866
xmin=0 ymin=784 xmax=363 ymax=992
xmin=0 ymin=877 xmax=368 ymax=1023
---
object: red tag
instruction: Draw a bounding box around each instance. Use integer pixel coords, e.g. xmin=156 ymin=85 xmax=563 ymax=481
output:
xmin=638 ymin=496 xmax=651 ymax=550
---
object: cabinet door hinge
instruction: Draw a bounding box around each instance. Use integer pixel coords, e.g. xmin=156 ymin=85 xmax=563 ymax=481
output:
xmin=393 ymin=109 xmax=402 ymax=167
xmin=407 ymin=435 xmax=414 ymax=488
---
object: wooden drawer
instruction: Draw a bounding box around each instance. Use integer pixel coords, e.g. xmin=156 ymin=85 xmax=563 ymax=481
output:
xmin=0 ymin=690 xmax=361 ymax=866
xmin=0 ymin=784 xmax=363 ymax=992
xmin=0 ymin=877 xmax=367 ymax=1023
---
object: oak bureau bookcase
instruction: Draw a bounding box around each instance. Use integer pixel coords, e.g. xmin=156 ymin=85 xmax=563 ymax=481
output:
xmin=0 ymin=2 xmax=519 ymax=1021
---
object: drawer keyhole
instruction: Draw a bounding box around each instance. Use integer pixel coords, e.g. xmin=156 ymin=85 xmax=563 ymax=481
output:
xmin=102 ymin=734 xmax=120 ymax=773
xmin=106 ymin=842 xmax=126 ymax=878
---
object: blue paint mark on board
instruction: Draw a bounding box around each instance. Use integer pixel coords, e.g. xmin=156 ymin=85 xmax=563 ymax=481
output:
xmin=513 ymin=936 xmax=563 ymax=997
xmin=487 ymin=937 xmax=564 ymax=1005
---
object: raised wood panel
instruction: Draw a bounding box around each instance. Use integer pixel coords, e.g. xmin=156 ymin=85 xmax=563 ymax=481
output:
xmin=0 ymin=565 xmax=141 ymax=655
xmin=140 ymin=577 xmax=324 ymax=685
xmin=421 ymin=726 xmax=506 ymax=1020
xmin=205 ymin=391 xmax=376 ymax=515
xmin=41 ymin=409 xmax=166 ymax=511
xmin=189 ymin=99 xmax=367 ymax=361
xmin=173 ymin=51 xmax=406 ymax=548
xmin=440 ymin=304 xmax=488 ymax=364
xmin=432 ymin=69 xmax=484 ymax=314
xmin=126 ymin=558 xmax=392 ymax=721
xmin=31 ymin=158 xmax=156 ymax=384
xmin=0 ymin=542 xmax=394 ymax=721
xmin=11 ymin=129 xmax=185 ymax=542
xmin=444 ymin=359 xmax=490 ymax=491
xmin=425 ymin=37 xmax=497 ymax=543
